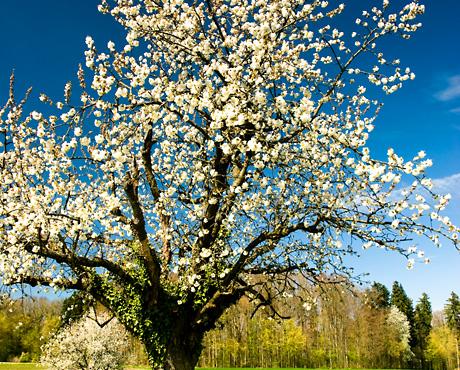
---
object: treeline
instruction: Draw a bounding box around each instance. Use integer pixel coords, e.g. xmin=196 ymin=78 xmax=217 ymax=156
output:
xmin=0 ymin=294 xmax=149 ymax=365
xmin=0 ymin=298 xmax=60 ymax=362
xmin=0 ymin=282 xmax=459 ymax=369
xmin=428 ymin=292 xmax=460 ymax=370
xmin=198 ymin=282 xmax=460 ymax=370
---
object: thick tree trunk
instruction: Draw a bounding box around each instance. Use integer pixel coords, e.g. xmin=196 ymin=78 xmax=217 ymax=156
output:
xmin=144 ymin=323 xmax=204 ymax=370
xmin=164 ymin=342 xmax=202 ymax=370
xmin=138 ymin=287 xmax=241 ymax=370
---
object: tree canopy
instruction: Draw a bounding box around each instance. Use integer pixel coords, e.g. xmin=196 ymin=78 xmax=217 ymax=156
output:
xmin=0 ymin=0 xmax=458 ymax=368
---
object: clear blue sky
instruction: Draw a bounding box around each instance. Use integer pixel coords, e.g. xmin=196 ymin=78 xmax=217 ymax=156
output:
xmin=0 ymin=0 xmax=459 ymax=310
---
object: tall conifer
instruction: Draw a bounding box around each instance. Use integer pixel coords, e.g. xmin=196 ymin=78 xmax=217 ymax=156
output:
xmin=445 ymin=291 xmax=460 ymax=370
xmin=370 ymin=282 xmax=391 ymax=309
xmin=414 ymin=293 xmax=432 ymax=368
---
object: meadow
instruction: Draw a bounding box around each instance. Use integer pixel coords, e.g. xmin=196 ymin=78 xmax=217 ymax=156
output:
xmin=0 ymin=365 xmax=40 ymax=370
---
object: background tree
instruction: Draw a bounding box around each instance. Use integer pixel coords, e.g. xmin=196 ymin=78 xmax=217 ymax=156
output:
xmin=0 ymin=298 xmax=60 ymax=362
xmin=426 ymin=325 xmax=458 ymax=370
xmin=386 ymin=305 xmax=413 ymax=367
xmin=40 ymin=312 xmax=129 ymax=370
xmin=359 ymin=283 xmax=392 ymax=367
xmin=198 ymin=280 xmax=420 ymax=369
xmin=0 ymin=0 xmax=457 ymax=369
xmin=413 ymin=293 xmax=432 ymax=368
xmin=367 ymin=282 xmax=391 ymax=309
xmin=391 ymin=281 xmax=416 ymax=353
xmin=445 ymin=291 xmax=460 ymax=370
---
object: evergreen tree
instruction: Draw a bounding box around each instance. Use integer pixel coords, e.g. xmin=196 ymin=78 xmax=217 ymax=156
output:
xmin=445 ymin=291 xmax=460 ymax=370
xmin=445 ymin=292 xmax=460 ymax=336
xmin=369 ymin=282 xmax=391 ymax=309
xmin=414 ymin=293 xmax=432 ymax=368
xmin=391 ymin=282 xmax=416 ymax=351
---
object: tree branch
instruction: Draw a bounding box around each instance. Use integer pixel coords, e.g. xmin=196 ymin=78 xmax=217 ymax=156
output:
xmin=223 ymin=219 xmax=323 ymax=287
xmin=124 ymin=170 xmax=161 ymax=304
xmin=24 ymin=240 xmax=137 ymax=287
xmin=7 ymin=275 xmax=86 ymax=291
xmin=142 ymin=128 xmax=171 ymax=269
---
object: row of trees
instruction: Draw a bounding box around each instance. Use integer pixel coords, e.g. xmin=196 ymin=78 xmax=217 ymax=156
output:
xmin=0 ymin=297 xmax=60 ymax=362
xmin=2 ymin=281 xmax=459 ymax=370
xmin=0 ymin=294 xmax=149 ymax=366
xmin=435 ymin=292 xmax=460 ymax=370
xmin=198 ymin=282 xmax=459 ymax=370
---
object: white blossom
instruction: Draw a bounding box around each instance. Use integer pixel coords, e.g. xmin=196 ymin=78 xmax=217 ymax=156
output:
xmin=0 ymin=1 xmax=456 ymax=366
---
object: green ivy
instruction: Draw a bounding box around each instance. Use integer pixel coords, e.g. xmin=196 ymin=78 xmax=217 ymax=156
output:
xmin=88 ymin=270 xmax=175 ymax=367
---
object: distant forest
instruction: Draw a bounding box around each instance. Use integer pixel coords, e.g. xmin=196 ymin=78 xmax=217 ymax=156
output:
xmin=199 ymin=282 xmax=459 ymax=370
xmin=0 ymin=280 xmax=458 ymax=369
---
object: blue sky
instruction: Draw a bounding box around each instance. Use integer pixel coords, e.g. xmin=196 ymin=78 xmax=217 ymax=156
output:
xmin=0 ymin=0 xmax=459 ymax=310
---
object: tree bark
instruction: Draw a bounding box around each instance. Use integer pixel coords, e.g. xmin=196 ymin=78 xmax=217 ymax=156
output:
xmin=163 ymin=350 xmax=199 ymax=370
xmin=161 ymin=335 xmax=203 ymax=370
xmin=456 ymin=336 xmax=459 ymax=370
xmin=143 ymin=317 xmax=204 ymax=370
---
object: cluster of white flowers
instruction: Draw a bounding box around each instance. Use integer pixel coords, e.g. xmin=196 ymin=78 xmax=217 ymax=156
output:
xmin=0 ymin=0 xmax=457 ymax=300
xmin=40 ymin=313 xmax=128 ymax=370
xmin=386 ymin=305 xmax=412 ymax=358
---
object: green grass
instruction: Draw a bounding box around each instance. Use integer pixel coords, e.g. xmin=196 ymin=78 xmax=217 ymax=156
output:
xmin=0 ymin=364 xmax=43 ymax=370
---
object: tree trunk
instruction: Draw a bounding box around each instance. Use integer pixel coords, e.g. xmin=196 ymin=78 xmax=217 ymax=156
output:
xmin=144 ymin=328 xmax=204 ymax=370
xmin=164 ymin=345 xmax=201 ymax=370
xmin=456 ymin=336 xmax=459 ymax=370
xmin=143 ymin=340 xmax=201 ymax=370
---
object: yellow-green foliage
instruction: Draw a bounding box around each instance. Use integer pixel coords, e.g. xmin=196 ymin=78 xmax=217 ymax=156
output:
xmin=426 ymin=326 xmax=458 ymax=369
xmin=0 ymin=299 xmax=60 ymax=362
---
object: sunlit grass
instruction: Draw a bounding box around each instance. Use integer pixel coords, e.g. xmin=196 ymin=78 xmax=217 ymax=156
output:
xmin=0 ymin=364 xmax=43 ymax=370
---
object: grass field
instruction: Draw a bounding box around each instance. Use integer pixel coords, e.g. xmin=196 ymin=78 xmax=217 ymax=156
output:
xmin=0 ymin=365 xmax=42 ymax=370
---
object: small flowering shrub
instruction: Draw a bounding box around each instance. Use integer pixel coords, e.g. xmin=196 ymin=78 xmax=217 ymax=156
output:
xmin=40 ymin=313 xmax=128 ymax=370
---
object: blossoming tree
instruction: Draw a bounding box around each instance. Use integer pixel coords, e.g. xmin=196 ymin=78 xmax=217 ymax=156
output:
xmin=0 ymin=0 xmax=457 ymax=368
xmin=386 ymin=305 xmax=413 ymax=362
xmin=40 ymin=312 xmax=129 ymax=370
